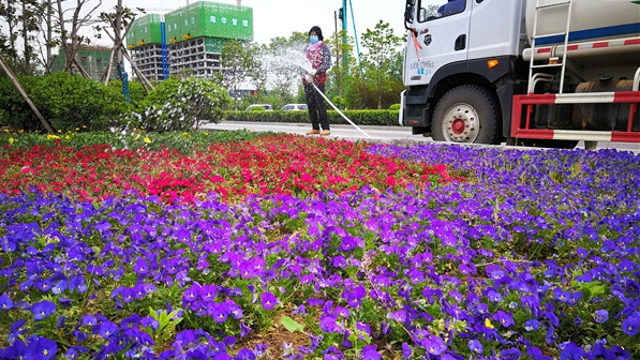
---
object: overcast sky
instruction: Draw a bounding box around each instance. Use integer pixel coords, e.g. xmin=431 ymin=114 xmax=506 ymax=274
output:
xmin=113 ymin=0 xmax=408 ymax=45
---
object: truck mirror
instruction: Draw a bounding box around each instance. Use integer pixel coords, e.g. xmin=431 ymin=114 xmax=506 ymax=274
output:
xmin=404 ymin=2 xmax=415 ymax=25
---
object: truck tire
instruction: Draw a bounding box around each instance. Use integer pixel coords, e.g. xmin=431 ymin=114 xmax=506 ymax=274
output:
xmin=432 ymin=85 xmax=501 ymax=144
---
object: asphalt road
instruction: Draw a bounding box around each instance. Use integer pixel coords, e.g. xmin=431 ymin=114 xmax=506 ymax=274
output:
xmin=200 ymin=121 xmax=640 ymax=153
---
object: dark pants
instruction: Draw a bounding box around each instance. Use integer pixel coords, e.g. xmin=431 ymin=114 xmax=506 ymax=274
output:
xmin=304 ymin=83 xmax=329 ymax=131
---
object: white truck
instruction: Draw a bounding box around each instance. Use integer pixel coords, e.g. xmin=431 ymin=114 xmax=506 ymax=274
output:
xmin=400 ymin=0 xmax=640 ymax=148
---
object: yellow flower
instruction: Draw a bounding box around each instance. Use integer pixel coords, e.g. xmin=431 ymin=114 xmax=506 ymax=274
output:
xmin=485 ymin=318 xmax=494 ymax=329
xmin=76 ymin=128 xmax=80 ymax=131
xmin=65 ymin=135 xmax=71 ymax=140
xmin=182 ymin=132 xmax=189 ymax=136
xmin=143 ymin=137 xmax=151 ymax=144
xmin=57 ymin=129 xmax=62 ymax=133
xmin=204 ymin=132 xmax=208 ymax=136
xmin=9 ymin=138 xmax=14 ymax=144
xmin=47 ymin=134 xmax=60 ymax=140
xmin=135 ymin=135 xmax=140 ymax=140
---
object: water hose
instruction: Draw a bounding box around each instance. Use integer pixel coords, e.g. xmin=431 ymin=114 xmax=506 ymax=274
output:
xmin=300 ymin=66 xmax=372 ymax=138
xmin=311 ymin=83 xmax=372 ymax=138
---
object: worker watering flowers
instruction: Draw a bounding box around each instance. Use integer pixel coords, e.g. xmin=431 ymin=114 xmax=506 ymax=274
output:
xmin=303 ymin=26 xmax=332 ymax=136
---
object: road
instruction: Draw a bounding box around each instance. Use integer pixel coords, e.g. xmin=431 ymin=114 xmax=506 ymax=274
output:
xmin=200 ymin=121 xmax=640 ymax=153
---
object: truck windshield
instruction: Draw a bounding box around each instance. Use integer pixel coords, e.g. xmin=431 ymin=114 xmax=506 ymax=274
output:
xmin=418 ymin=0 xmax=466 ymax=22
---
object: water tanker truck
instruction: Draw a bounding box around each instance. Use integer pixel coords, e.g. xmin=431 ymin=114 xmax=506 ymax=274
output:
xmin=400 ymin=0 xmax=640 ymax=148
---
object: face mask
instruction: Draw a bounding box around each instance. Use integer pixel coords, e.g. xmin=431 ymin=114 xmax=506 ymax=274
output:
xmin=310 ymin=35 xmax=319 ymax=44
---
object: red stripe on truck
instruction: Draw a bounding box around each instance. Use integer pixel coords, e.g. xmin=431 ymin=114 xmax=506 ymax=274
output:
xmin=611 ymin=132 xmax=640 ymax=143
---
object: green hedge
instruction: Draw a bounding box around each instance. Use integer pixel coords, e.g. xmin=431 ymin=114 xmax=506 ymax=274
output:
xmin=225 ymin=110 xmax=401 ymax=126
xmin=0 ymin=73 xmax=132 ymax=132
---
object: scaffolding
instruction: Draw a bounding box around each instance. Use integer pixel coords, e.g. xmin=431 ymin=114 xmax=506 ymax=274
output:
xmin=126 ymin=1 xmax=253 ymax=80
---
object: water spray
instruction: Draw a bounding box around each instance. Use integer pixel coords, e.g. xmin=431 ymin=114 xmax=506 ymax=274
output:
xmin=267 ymin=50 xmax=372 ymax=138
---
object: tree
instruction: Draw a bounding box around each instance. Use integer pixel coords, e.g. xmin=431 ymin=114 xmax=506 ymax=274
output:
xmin=54 ymin=0 xmax=103 ymax=77
xmin=245 ymin=43 xmax=268 ymax=103
xmin=18 ymin=0 xmax=42 ymax=74
xmin=360 ymin=20 xmax=403 ymax=109
xmin=222 ymin=40 xmax=257 ymax=111
xmin=0 ymin=0 xmax=20 ymax=66
xmin=326 ymin=29 xmax=357 ymax=110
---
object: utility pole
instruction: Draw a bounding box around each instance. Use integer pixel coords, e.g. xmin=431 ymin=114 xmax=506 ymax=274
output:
xmin=340 ymin=0 xmax=348 ymax=68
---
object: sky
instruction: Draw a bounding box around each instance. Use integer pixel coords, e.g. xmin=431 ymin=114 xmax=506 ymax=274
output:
xmin=116 ymin=0 xmax=408 ymax=45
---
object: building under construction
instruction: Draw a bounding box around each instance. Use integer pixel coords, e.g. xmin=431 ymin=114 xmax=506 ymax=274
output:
xmin=50 ymin=44 xmax=117 ymax=81
xmin=126 ymin=1 xmax=254 ymax=81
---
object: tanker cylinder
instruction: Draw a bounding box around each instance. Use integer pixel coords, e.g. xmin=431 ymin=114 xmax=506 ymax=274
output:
xmin=572 ymin=75 xmax=640 ymax=132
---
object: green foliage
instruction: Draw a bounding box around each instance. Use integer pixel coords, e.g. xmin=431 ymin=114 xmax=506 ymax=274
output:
xmin=0 ymin=129 xmax=269 ymax=154
xmin=280 ymin=315 xmax=305 ymax=333
xmin=130 ymin=76 xmax=232 ymax=133
xmin=389 ymin=103 xmax=401 ymax=110
xmin=248 ymin=106 xmax=267 ymax=112
xmin=0 ymin=108 xmax=6 ymax=125
xmin=225 ymin=109 xmax=400 ymax=126
xmin=107 ymin=80 xmax=147 ymax=106
xmin=0 ymin=72 xmax=133 ymax=132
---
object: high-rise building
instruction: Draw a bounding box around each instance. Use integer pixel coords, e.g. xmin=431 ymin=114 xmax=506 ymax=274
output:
xmin=50 ymin=44 xmax=117 ymax=81
xmin=126 ymin=1 xmax=254 ymax=81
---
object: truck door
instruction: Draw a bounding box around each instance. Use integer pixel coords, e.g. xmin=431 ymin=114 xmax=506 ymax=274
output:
xmin=404 ymin=0 xmax=472 ymax=87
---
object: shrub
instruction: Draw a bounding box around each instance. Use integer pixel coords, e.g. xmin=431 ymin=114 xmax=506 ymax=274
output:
xmin=107 ymin=80 xmax=148 ymax=106
xmin=225 ymin=109 xmax=400 ymax=126
xmin=248 ymin=106 xmax=267 ymax=112
xmin=389 ymin=103 xmax=401 ymax=110
xmin=130 ymin=77 xmax=231 ymax=133
xmin=0 ymin=73 xmax=132 ymax=132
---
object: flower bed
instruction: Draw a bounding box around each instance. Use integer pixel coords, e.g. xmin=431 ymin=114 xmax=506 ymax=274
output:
xmin=0 ymin=134 xmax=639 ymax=359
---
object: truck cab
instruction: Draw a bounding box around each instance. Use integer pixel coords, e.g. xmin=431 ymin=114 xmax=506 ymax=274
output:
xmin=401 ymin=0 xmax=640 ymax=147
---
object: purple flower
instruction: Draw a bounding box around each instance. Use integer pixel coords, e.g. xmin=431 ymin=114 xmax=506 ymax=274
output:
xmin=424 ymin=336 xmax=447 ymax=356
xmin=560 ymin=342 xmax=587 ymax=360
xmin=99 ymin=321 xmax=118 ymax=338
xmin=566 ymin=292 xmax=582 ymax=306
xmin=235 ymin=348 xmax=256 ymax=360
xmin=200 ymin=285 xmax=218 ymax=303
xmin=344 ymin=286 xmax=366 ymax=308
xmin=34 ymin=337 xmax=57 ymax=360
xmin=261 ymin=292 xmax=278 ymax=310
xmin=122 ymin=287 xmax=136 ymax=303
xmin=11 ymin=319 xmax=26 ymax=334
xmin=210 ymin=302 xmax=229 ymax=323
xmin=0 ymin=295 xmax=14 ymax=311
xmin=184 ymin=285 xmax=200 ymax=303
xmin=485 ymin=264 xmax=505 ymax=280
xmin=360 ymin=345 xmax=381 ymax=360
xmin=31 ymin=300 xmax=56 ymax=321
xmin=621 ymin=314 xmax=640 ymax=336
xmin=486 ymin=289 xmax=503 ymax=303
xmin=594 ymin=309 xmax=609 ymax=324
xmin=401 ymin=343 xmax=412 ymax=359
xmin=240 ymin=322 xmax=252 ymax=337
xmin=65 ymin=346 xmax=88 ymax=359
xmin=468 ymin=339 xmax=483 ymax=354
xmin=492 ymin=310 xmax=514 ymax=328
xmin=81 ymin=314 xmax=97 ymax=327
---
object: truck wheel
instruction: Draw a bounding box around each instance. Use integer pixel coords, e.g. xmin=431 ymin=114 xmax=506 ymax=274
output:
xmin=432 ymin=85 xmax=501 ymax=144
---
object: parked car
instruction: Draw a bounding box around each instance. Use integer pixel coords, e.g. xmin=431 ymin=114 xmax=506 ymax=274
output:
xmin=281 ymin=104 xmax=308 ymax=111
xmin=246 ymin=104 xmax=273 ymax=111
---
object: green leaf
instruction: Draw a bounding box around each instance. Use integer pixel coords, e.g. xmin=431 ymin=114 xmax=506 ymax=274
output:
xmin=281 ymin=316 xmax=305 ymax=333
